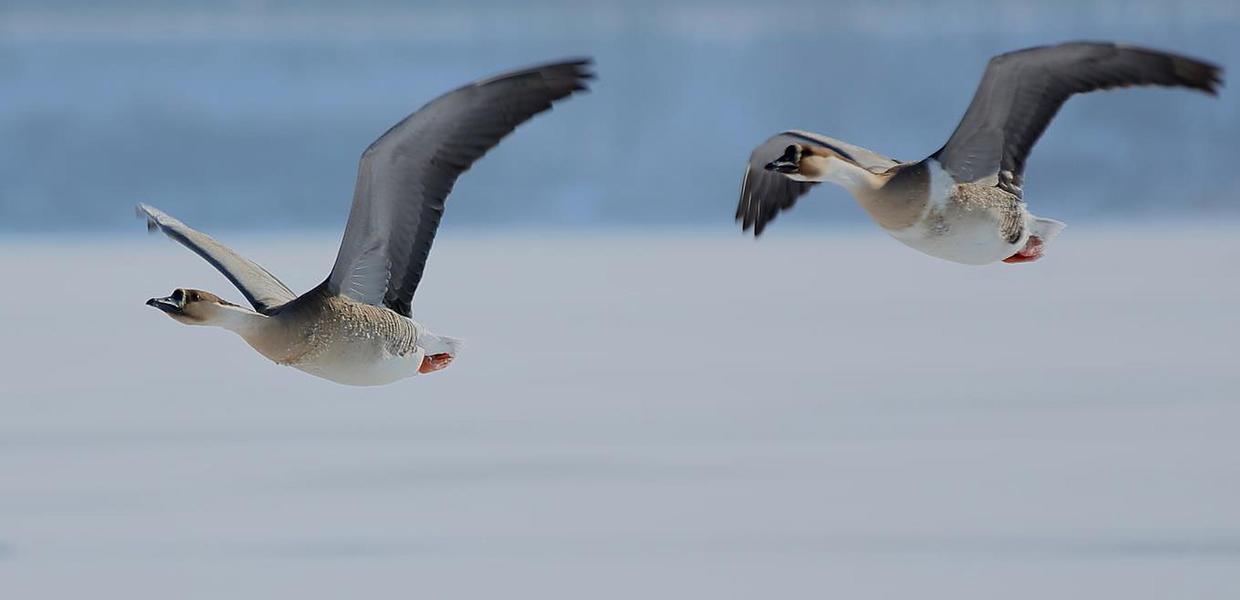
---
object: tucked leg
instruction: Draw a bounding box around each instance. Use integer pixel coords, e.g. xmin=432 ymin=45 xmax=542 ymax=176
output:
xmin=1003 ymin=235 xmax=1045 ymax=264
xmin=419 ymin=353 xmax=454 ymax=374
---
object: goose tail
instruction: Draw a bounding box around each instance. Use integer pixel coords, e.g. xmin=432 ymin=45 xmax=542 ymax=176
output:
xmin=419 ymin=332 xmax=464 ymax=357
xmin=1031 ymin=216 xmax=1066 ymax=246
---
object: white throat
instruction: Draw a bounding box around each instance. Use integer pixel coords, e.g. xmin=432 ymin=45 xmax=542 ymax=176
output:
xmin=204 ymin=304 xmax=268 ymax=335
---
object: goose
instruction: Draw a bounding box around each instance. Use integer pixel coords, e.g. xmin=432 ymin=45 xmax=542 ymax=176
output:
xmin=139 ymin=59 xmax=593 ymax=386
xmin=736 ymin=42 xmax=1221 ymax=265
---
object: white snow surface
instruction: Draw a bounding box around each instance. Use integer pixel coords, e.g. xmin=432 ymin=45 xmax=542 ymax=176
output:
xmin=1 ymin=228 xmax=1238 ymax=598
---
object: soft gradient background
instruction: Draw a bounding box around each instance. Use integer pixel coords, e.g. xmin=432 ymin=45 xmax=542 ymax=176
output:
xmin=2 ymin=2 xmax=1238 ymax=599
xmin=1 ymin=0 xmax=1237 ymax=232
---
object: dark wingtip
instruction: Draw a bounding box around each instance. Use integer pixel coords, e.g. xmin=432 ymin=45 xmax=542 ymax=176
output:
xmin=736 ymin=195 xmax=770 ymax=238
xmin=478 ymin=57 xmax=596 ymax=91
xmin=134 ymin=203 xmax=158 ymax=233
xmin=739 ymin=200 xmax=755 ymax=234
xmin=1180 ymin=57 xmax=1224 ymax=96
xmin=550 ymin=57 xmax=595 ymax=94
xmin=1204 ymin=65 xmax=1224 ymax=96
xmin=554 ymin=57 xmax=594 ymax=74
xmin=572 ymin=59 xmax=597 ymax=92
xmin=742 ymin=200 xmax=764 ymax=237
xmin=570 ymin=57 xmax=597 ymax=79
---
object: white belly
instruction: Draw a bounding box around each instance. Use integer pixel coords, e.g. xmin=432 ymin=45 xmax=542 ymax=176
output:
xmin=233 ymin=297 xmax=441 ymax=387
xmin=887 ymin=163 xmax=1029 ymax=266
xmin=293 ymin=339 xmax=425 ymax=386
xmin=889 ymin=206 xmax=1028 ymax=265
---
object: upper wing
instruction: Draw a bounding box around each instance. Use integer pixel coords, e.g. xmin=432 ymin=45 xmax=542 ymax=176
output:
xmin=326 ymin=59 xmax=593 ymax=318
xmin=736 ymin=131 xmax=899 ymax=236
xmin=137 ymin=203 xmax=297 ymax=314
xmin=934 ymin=42 xmax=1221 ymax=194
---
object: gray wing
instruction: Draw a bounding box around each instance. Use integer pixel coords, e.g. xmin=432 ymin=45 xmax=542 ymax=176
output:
xmin=137 ymin=203 xmax=297 ymax=314
xmin=326 ymin=59 xmax=593 ymax=318
xmin=736 ymin=131 xmax=899 ymax=236
xmin=934 ymin=42 xmax=1221 ymax=195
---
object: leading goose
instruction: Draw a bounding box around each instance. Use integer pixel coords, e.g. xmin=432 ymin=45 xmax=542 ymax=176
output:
xmin=737 ymin=42 xmax=1221 ymax=265
xmin=139 ymin=59 xmax=593 ymax=386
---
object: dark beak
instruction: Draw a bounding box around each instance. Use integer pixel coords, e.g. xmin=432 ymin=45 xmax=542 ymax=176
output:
xmin=146 ymin=295 xmax=183 ymax=314
xmin=765 ymin=159 xmax=799 ymax=173
xmin=764 ymin=145 xmax=801 ymax=174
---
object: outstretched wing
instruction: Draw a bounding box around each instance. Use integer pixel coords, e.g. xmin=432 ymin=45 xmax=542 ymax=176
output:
xmin=934 ymin=42 xmax=1221 ymax=194
xmin=137 ymin=203 xmax=297 ymax=314
xmin=736 ymin=131 xmax=899 ymax=236
xmin=326 ymin=59 xmax=594 ymax=318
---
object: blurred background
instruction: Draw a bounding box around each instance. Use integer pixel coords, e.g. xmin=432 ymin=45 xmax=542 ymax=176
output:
xmin=2 ymin=2 xmax=1239 ymax=599
xmin=1 ymin=0 xmax=1237 ymax=233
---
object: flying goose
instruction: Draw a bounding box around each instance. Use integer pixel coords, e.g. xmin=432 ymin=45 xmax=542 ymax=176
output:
xmin=140 ymin=59 xmax=593 ymax=386
xmin=737 ymin=42 xmax=1221 ymax=265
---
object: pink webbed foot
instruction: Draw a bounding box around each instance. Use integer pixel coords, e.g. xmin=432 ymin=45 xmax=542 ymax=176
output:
xmin=419 ymin=353 xmax=454 ymax=374
xmin=1003 ymin=235 xmax=1045 ymax=264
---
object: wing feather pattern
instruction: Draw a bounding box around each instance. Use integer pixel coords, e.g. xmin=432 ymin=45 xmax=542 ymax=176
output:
xmin=137 ymin=203 xmax=297 ymax=313
xmin=326 ymin=59 xmax=594 ymax=317
xmin=935 ymin=42 xmax=1221 ymax=194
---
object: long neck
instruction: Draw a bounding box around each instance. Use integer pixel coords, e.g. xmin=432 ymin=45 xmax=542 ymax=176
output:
xmin=852 ymin=160 xmax=933 ymax=231
xmin=207 ymin=304 xmax=270 ymax=336
xmin=207 ymin=304 xmax=301 ymax=364
xmin=802 ymin=156 xmax=886 ymax=195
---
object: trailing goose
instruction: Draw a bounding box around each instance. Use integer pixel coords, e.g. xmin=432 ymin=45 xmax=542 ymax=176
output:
xmin=139 ymin=59 xmax=593 ymax=386
xmin=737 ymin=42 xmax=1221 ymax=265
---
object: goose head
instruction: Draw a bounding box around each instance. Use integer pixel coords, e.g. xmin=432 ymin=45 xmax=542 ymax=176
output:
xmin=765 ymin=143 xmax=851 ymax=181
xmin=146 ymin=288 xmax=244 ymax=326
xmin=765 ymin=142 xmax=882 ymax=190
